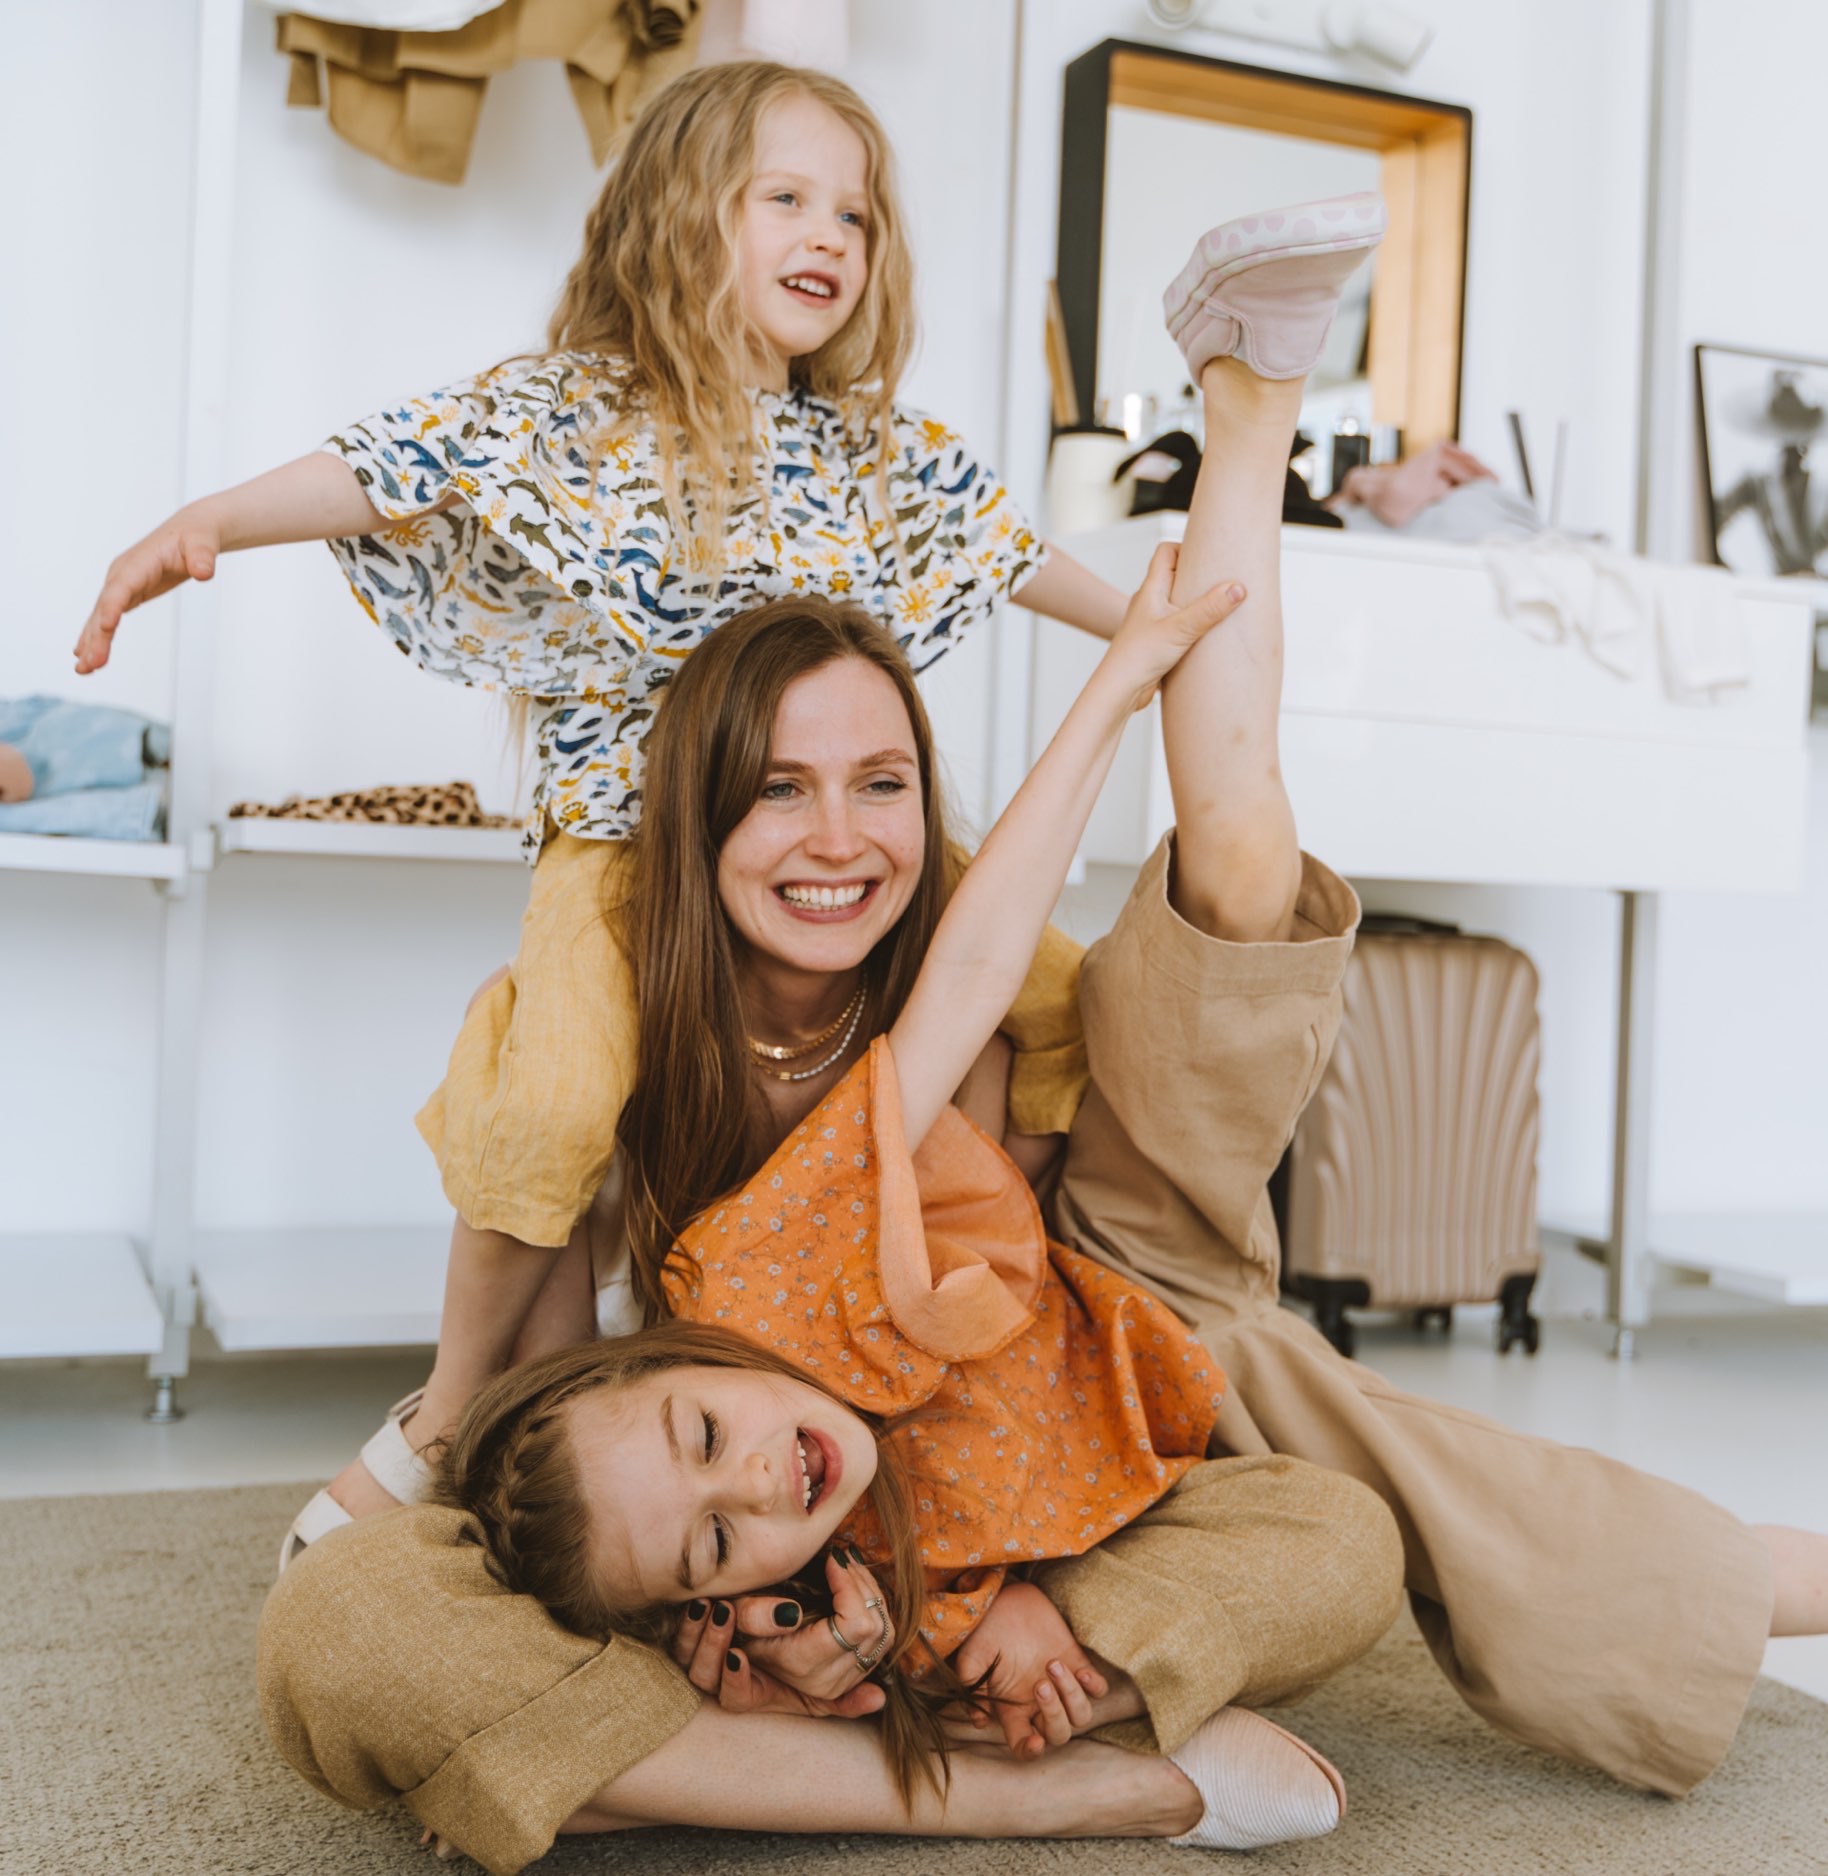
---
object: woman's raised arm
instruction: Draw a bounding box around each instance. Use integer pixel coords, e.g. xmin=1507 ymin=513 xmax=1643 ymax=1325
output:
xmin=887 ymin=544 xmax=1243 ymax=1150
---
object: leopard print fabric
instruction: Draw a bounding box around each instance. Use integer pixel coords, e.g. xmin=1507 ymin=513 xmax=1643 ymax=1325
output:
xmin=226 ymin=781 xmax=517 ymax=828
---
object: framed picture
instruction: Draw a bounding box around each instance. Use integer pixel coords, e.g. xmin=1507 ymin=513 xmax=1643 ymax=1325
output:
xmin=1695 ymin=343 xmax=1828 ymax=578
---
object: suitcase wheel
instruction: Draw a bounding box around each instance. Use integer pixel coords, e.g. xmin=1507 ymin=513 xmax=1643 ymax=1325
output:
xmin=1293 ymin=1277 xmax=1369 ymax=1360
xmin=1497 ymin=1272 xmax=1542 ymax=1356
xmin=1411 ymin=1307 xmax=1453 ymax=1333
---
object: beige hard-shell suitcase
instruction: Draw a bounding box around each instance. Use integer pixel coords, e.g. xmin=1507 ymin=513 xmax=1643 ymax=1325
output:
xmin=1280 ymin=921 xmax=1543 ymax=1359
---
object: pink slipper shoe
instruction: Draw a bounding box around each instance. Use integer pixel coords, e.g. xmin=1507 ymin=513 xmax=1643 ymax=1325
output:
xmin=1166 ymin=1707 xmax=1347 ymax=1851
xmin=1163 ymin=192 xmax=1386 ymax=382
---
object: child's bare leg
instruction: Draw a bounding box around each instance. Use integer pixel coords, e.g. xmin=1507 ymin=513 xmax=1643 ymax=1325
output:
xmin=324 ymin=1216 xmax=567 ymax=1517
xmin=561 ymin=1703 xmax=1201 ymax=1839
xmin=1160 ymin=359 xmax=1306 ymax=944
xmin=1761 ymin=1525 xmax=1828 ymax=1634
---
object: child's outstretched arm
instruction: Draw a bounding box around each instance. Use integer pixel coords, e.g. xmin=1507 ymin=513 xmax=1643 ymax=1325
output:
xmin=888 ymin=542 xmax=1243 ymax=1149
xmin=1013 ymin=546 xmax=1127 ymax=641
xmin=73 ymin=453 xmax=448 ymax=674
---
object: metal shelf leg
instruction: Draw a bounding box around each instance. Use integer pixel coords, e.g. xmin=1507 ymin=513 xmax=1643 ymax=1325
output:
xmin=1606 ymin=890 xmax=1659 ymax=1359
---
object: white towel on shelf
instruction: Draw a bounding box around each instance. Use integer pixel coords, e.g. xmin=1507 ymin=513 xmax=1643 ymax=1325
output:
xmin=253 ymin=0 xmax=499 ymax=26
xmin=1483 ymin=535 xmax=1750 ymax=704
xmin=1656 ymin=564 xmax=1752 ymax=702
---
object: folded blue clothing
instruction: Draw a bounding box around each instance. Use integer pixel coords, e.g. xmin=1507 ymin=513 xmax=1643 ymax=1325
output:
xmin=0 ymin=778 xmax=166 ymax=841
xmin=0 ymin=695 xmax=170 ymax=797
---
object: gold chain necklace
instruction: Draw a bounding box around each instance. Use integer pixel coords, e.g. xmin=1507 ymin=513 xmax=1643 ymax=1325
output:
xmin=748 ymin=976 xmax=869 ymax=1083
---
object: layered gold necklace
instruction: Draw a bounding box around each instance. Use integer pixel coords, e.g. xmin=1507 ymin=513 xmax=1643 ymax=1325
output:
xmin=747 ymin=975 xmax=869 ymax=1083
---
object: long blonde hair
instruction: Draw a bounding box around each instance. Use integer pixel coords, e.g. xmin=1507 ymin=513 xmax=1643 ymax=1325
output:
xmin=550 ymin=60 xmax=918 ymax=567
xmin=435 ymin=1324 xmax=987 ymax=1807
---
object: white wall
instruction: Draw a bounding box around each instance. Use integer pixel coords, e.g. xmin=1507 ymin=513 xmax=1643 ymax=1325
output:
xmin=1645 ymin=0 xmax=1828 ymax=1211
xmin=0 ymin=0 xmax=196 ymax=1234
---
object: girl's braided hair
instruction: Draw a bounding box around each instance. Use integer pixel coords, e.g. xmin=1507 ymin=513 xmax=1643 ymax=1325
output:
xmin=432 ymin=1322 xmax=990 ymax=1807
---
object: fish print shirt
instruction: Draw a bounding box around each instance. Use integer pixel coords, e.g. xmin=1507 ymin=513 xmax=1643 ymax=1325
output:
xmin=322 ymin=353 xmax=1047 ymax=860
xmin=664 ymin=1038 xmax=1224 ymax=1670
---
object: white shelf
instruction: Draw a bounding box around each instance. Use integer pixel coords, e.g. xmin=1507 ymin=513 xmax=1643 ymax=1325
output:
xmin=193 ymin=1226 xmax=447 ymax=1350
xmin=0 ymin=1235 xmax=165 ymax=1358
xmin=0 ymin=832 xmax=186 ymax=882
xmin=1547 ymin=1212 xmax=1828 ymax=1308
xmin=215 ymin=820 xmax=524 ymax=863
xmin=1651 ymin=1214 xmax=1828 ymax=1306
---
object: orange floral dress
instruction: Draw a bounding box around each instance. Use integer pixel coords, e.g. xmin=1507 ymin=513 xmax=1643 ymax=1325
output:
xmin=664 ymin=1038 xmax=1224 ymax=1666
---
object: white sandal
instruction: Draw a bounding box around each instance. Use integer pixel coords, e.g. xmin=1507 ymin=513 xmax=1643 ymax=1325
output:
xmin=276 ymin=1389 xmax=433 ymax=1576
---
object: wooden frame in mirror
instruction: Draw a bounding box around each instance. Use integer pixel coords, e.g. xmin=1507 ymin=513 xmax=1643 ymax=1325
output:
xmin=1056 ymin=39 xmax=1470 ymax=457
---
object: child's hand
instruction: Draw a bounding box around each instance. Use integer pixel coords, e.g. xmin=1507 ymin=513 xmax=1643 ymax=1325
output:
xmin=74 ymin=513 xmax=220 ymax=674
xmin=669 ymin=1551 xmax=892 ymax=1720
xmin=952 ymin=1579 xmax=1108 ymax=1758
xmin=1104 ymin=540 xmax=1245 ymax=710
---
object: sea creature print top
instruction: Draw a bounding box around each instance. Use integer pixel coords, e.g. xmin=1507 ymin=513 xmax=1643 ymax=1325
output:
xmin=663 ymin=1038 xmax=1224 ymax=1672
xmin=322 ymin=353 xmax=1047 ymax=860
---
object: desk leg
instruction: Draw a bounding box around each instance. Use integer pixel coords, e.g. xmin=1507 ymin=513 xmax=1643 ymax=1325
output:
xmin=1606 ymin=890 xmax=1659 ymax=1359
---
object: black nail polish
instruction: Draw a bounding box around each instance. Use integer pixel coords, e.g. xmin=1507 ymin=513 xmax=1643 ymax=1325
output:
xmin=773 ymin=1601 xmax=801 ymax=1627
xmin=712 ymin=1601 xmax=732 ymax=1625
xmin=686 ymin=1599 xmax=707 ymax=1621
xmin=847 ymin=1547 xmax=865 ymax=1566
xmin=830 ymin=1547 xmax=849 ymax=1568
xmin=726 ymin=1651 xmax=742 ymax=1674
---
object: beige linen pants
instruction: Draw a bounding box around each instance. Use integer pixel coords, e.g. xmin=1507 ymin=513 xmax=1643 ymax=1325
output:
xmin=1053 ymin=836 xmax=1774 ymax=1796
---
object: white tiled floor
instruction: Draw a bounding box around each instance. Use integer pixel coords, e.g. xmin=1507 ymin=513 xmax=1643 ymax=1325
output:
xmin=3 ymin=1249 xmax=1824 ymax=1703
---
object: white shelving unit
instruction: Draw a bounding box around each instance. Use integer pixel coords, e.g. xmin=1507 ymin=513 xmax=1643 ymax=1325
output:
xmin=215 ymin=820 xmax=523 ymax=864
xmin=0 ymin=1236 xmax=166 ymax=1360
xmin=0 ymin=835 xmax=198 ymax=1374
xmin=0 ymin=0 xmax=497 ymax=1403
xmin=193 ymin=1226 xmax=449 ymax=1351
xmin=0 ymin=832 xmax=189 ymax=882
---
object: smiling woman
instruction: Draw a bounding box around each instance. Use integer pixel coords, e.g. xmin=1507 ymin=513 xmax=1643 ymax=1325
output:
xmin=717 ymin=661 xmax=928 ymax=1009
xmin=616 ymin=596 xmax=962 ymax=1326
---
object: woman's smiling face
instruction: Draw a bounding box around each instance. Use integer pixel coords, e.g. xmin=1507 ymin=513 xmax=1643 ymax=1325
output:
xmin=568 ymin=1364 xmax=879 ymax=1606
xmin=716 ymin=656 xmax=928 ymax=978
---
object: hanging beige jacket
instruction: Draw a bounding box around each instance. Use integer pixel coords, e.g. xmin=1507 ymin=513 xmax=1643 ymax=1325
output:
xmin=277 ymin=0 xmax=701 ymax=185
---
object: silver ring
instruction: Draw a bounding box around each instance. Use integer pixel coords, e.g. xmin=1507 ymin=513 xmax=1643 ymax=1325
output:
xmin=828 ymin=1603 xmax=891 ymax=1672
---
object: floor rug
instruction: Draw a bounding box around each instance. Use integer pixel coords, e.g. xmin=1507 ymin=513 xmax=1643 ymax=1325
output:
xmin=2 ymin=1483 xmax=1823 ymax=1875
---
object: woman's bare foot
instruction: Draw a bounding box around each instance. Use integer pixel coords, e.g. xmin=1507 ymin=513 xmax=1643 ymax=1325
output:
xmin=1761 ymin=1524 xmax=1828 ymax=1634
xmin=324 ymin=1451 xmax=409 ymax=1518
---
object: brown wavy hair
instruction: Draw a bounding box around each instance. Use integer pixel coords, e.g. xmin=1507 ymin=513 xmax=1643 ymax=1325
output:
xmin=433 ymin=1322 xmax=988 ymax=1805
xmin=614 ymin=594 xmax=960 ymax=1323
xmin=549 ymin=59 xmax=917 ymax=568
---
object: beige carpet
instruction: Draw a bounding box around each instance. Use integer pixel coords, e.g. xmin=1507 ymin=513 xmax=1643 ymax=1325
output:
xmin=2 ymin=1483 xmax=1824 ymax=1876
